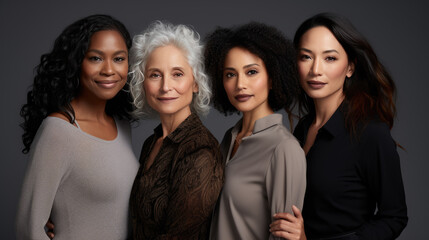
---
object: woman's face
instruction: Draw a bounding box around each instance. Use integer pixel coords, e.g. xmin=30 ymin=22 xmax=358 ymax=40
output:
xmin=223 ymin=47 xmax=271 ymax=115
xmin=79 ymin=30 xmax=128 ymax=101
xmin=297 ymin=26 xmax=354 ymax=103
xmin=143 ymin=44 xmax=198 ymax=118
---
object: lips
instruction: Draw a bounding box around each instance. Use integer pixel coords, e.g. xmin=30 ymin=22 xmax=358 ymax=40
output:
xmin=235 ymin=94 xmax=253 ymax=102
xmin=95 ymin=80 xmax=120 ymax=89
xmin=157 ymin=97 xmax=178 ymax=103
xmin=307 ymin=80 xmax=326 ymax=89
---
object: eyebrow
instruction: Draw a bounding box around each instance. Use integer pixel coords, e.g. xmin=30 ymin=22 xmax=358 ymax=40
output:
xmin=300 ymin=48 xmax=339 ymax=54
xmin=224 ymin=63 xmax=260 ymax=71
xmin=86 ymin=49 xmax=128 ymax=55
xmin=146 ymin=66 xmax=185 ymax=72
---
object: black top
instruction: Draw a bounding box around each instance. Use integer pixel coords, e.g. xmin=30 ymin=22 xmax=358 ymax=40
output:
xmin=294 ymin=106 xmax=407 ymax=239
xmin=129 ymin=113 xmax=224 ymax=239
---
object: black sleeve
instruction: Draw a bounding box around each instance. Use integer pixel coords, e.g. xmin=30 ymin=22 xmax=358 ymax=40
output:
xmin=356 ymin=122 xmax=408 ymax=239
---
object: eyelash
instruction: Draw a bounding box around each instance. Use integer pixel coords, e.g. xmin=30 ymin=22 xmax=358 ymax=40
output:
xmin=114 ymin=57 xmax=126 ymax=62
xmin=225 ymin=72 xmax=236 ymax=78
xmin=247 ymin=70 xmax=258 ymax=75
xmin=88 ymin=56 xmax=102 ymax=61
xmin=325 ymin=56 xmax=337 ymax=61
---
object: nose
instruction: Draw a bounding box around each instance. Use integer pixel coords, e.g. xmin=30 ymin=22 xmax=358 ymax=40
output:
xmin=236 ymin=74 xmax=246 ymax=90
xmin=101 ymin=60 xmax=114 ymax=76
xmin=311 ymin=58 xmax=322 ymax=76
xmin=161 ymin=77 xmax=171 ymax=92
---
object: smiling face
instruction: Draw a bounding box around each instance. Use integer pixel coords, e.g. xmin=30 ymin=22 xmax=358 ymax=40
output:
xmin=143 ymin=44 xmax=198 ymax=119
xmin=222 ymin=47 xmax=272 ymax=117
xmin=297 ymin=26 xmax=354 ymax=104
xmin=79 ymin=30 xmax=128 ymax=101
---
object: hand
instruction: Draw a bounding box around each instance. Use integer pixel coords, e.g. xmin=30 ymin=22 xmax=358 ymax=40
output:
xmin=45 ymin=219 xmax=55 ymax=239
xmin=270 ymin=205 xmax=306 ymax=240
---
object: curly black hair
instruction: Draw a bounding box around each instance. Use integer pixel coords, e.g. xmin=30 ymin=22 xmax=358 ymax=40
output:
xmin=204 ymin=22 xmax=299 ymax=119
xmin=20 ymin=14 xmax=134 ymax=154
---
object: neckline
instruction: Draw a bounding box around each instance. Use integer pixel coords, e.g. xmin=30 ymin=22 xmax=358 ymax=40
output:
xmin=46 ymin=116 xmax=120 ymax=143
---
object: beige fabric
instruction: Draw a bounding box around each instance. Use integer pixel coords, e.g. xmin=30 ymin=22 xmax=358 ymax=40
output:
xmin=16 ymin=117 xmax=139 ymax=240
xmin=210 ymin=114 xmax=306 ymax=240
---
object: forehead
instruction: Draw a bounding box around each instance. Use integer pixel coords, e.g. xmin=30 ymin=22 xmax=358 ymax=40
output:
xmin=299 ymin=26 xmax=344 ymax=52
xmin=146 ymin=44 xmax=191 ymax=68
xmin=224 ymin=47 xmax=263 ymax=65
xmin=88 ymin=30 xmax=127 ymax=49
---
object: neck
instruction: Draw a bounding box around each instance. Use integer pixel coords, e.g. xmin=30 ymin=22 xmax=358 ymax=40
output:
xmin=313 ymin=92 xmax=344 ymax=128
xmin=241 ymin=104 xmax=274 ymax=135
xmin=71 ymin=96 xmax=108 ymax=122
xmin=159 ymin=108 xmax=192 ymax=139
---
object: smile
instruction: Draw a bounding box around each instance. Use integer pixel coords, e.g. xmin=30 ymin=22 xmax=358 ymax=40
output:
xmin=95 ymin=80 xmax=120 ymax=89
xmin=157 ymin=97 xmax=178 ymax=103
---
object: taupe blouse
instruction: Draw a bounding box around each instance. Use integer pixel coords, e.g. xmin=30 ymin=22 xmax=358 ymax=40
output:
xmin=210 ymin=114 xmax=306 ymax=240
xmin=130 ymin=113 xmax=224 ymax=240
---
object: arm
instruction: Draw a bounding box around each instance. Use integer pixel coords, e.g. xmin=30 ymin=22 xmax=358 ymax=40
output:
xmin=158 ymin=147 xmax=223 ymax=239
xmin=16 ymin=121 xmax=70 ymax=240
xmin=356 ymin=123 xmax=408 ymax=239
xmin=266 ymin=139 xmax=306 ymax=240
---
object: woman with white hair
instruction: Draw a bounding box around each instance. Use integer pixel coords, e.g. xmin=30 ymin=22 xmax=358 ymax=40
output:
xmin=128 ymin=22 xmax=224 ymax=240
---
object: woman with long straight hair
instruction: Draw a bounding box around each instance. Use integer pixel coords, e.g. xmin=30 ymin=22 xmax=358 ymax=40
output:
xmin=270 ymin=13 xmax=407 ymax=240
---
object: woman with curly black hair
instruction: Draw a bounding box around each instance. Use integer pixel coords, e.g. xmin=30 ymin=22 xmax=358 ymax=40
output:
xmin=270 ymin=13 xmax=407 ymax=240
xmin=204 ymin=22 xmax=306 ymax=239
xmin=16 ymin=14 xmax=139 ymax=239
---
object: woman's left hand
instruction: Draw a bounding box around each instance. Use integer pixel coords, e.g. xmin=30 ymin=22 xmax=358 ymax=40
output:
xmin=270 ymin=205 xmax=306 ymax=240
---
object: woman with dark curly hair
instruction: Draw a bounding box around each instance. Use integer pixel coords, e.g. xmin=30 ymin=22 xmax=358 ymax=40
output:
xmin=204 ymin=22 xmax=306 ymax=239
xmin=16 ymin=14 xmax=139 ymax=239
xmin=270 ymin=13 xmax=407 ymax=240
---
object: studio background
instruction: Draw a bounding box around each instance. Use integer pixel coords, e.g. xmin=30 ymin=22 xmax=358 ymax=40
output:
xmin=1 ymin=0 xmax=427 ymax=239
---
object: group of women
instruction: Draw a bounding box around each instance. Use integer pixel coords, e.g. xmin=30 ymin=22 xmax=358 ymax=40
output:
xmin=16 ymin=12 xmax=407 ymax=240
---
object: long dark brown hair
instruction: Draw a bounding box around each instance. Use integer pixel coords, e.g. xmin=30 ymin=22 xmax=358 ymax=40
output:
xmin=294 ymin=13 xmax=397 ymax=135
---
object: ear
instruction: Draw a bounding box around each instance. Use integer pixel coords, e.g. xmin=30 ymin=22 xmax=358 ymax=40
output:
xmin=346 ymin=61 xmax=355 ymax=78
xmin=192 ymin=77 xmax=199 ymax=93
xmin=269 ymin=78 xmax=273 ymax=90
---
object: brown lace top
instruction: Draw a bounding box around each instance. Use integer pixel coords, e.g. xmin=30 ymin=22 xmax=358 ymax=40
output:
xmin=130 ymin=113 xmax=224 ymax=240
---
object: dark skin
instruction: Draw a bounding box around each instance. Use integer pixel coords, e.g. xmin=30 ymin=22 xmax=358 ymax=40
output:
xmin=43 ymin=30 xmax=129 ymax=240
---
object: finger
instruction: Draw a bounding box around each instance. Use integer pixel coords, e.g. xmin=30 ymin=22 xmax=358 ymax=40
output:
xmin=47 ymin=232 xmax=55 ymax=239
xmin=271 ymin=230 xmax=296 ymax=239
xmin=273 ymin=212 xmax=289 ymax=219
xmin=270 ymin=219 xmax=289 ymax=227
xmin=270 ymin=221 xmax=300 ymax=233
xmin=292 ymin=205 xmax=303 ymax=219
xmin=46 ymin=221 xmax=54 ymax=229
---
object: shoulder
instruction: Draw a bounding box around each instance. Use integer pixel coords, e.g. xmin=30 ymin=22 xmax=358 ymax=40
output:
xmin=360 ymin=119 xmax=395 ymax=145
xmin=182 ymin=119 xmax=220 ymax=149
xmin=267 ymin=125 xmax=306 ymax=164
xmin=35 ymin=116 xmax=78 ymax=141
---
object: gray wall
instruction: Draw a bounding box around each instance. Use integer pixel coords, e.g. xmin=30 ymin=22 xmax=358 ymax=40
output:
xmin=1 ymin=0 xmax=427 ymax=239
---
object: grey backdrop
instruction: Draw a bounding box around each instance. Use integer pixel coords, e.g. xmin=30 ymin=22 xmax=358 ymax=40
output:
xmin=1 ymin=0 xmax=427 ymax=239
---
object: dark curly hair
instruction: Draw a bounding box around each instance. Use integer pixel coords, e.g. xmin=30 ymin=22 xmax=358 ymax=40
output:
xmin=294 ymin=13 xmax=397 ymax=134
xmin=20 ymin=14 xmax=134 ymax=154
xmin=204 ymin=22 xmax=299 ymax=123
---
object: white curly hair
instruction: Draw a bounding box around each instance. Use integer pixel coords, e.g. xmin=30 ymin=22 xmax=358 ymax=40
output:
xmin=128 ymin=21 xmax=211 ymax=118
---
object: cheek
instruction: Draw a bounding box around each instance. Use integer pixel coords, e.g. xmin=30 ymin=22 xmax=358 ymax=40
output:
xmin=176 ymin=78 xmax=195 ymax=95
xmin=143 ymin=81 xmax=157 ymax=96
xmin=118 ymin=64 xmax=129 ymax=77
xmin=223 ymin=80 xmax=235 ymax=99
xmin=254 ymin=77 xmax=270 ymax=96
xmin=297 ymin=63 xmax=308 ymax=80
xmin=326 ymin=64 xmax=349 ymax=83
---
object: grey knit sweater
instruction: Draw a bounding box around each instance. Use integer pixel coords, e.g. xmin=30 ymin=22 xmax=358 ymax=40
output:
xmin=16 ymin=117 xmax=139 ymax=240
